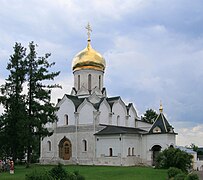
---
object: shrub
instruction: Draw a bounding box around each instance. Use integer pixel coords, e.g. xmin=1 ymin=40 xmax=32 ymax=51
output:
xmin=69 ymin=170 xmax=85 ymax=180
xmin=185 ymin=173 xmax=199 ymax=180
xmin=76 ymin=174 xmax=85 ymax=180
xmin=49 ymin=163 xmax=68 ymax=180
xmin=156 ymin=147 xmax=193 ymax=172
xmin=168 ymin=167 xmax=182 ymax=178
xmin=25 ymin=170 xmax=54 ymax=180
xmin=174 ymin=173 xmax=186 ymax=180
xmin=26 ymin=164 xmax=85 ymax=180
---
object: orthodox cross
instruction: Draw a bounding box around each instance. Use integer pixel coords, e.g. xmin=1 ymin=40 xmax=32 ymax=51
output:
xmin=86 ymin=22 xmax=92 ymax=40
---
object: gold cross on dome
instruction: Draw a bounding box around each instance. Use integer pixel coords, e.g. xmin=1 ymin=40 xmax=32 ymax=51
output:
xmin=85 ymin=22 xmax=92 ymax=40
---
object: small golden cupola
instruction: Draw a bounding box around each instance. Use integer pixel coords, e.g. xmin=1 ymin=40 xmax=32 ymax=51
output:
xmin=159 ymin=101 xmax=163 ymax=113
xmin=72 ymin=23 xmax=106 ymax=72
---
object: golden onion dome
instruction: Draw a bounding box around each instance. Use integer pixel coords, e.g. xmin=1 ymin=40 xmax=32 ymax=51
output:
xmin=72 ymin=40 xmax=106 ymax=72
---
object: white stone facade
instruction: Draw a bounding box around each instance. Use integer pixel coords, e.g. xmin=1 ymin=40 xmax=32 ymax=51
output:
xmin=40 ymin=39 xmax=177 ymax=166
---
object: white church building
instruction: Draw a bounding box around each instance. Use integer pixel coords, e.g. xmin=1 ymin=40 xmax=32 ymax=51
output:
xmin=40 ymin=26 xmax=177 ymax=166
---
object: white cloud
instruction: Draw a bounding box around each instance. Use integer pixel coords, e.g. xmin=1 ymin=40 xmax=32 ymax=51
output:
xmin=176 ymin=124 xmax=203 ymax=147
xmin=1 ymin=0 xmax=203 ymax=147
xmin=50 ymin=75 xmax=73 ymax=104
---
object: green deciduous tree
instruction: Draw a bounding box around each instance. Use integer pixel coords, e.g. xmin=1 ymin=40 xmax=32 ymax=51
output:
xmin=143 ymin=109 xmax=158 ymax=124
xmin=190 ymin=143 xmax=198 ymax=152
xmin=156 ymin=147 xmax=193 ymax=172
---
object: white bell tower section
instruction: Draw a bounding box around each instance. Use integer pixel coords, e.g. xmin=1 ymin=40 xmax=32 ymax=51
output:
xmin=71 ymin=23 xmax=106 ymax=98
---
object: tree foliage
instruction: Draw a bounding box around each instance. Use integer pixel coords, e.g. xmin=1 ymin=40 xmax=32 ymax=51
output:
xmin=0 ymin=43 xmax=27 ymax=161
xmin=156 ymin=147 xmax=193 ymax=172
xmin=143 ymin=109 xmax=158 ymax=124
xmin=0 ymin=42 xmax=60 ymax=165
xmin=26 ymin=164 xmax=85 ymax=180
xmin=190 ymin=143 xmax=198 ymax=152
xmin=25 ymin=42 xmax=60 ymax=166
xmin=167 ymin=167 xmax=183 ymax=179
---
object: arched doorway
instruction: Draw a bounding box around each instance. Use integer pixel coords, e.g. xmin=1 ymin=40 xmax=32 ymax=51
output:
xmin=59 ymin=137 xmax=72 ymax=160
xmin=151 ymin=145 xmax=162 ymax=166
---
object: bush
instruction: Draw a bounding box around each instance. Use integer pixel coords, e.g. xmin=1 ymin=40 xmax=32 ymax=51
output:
xmin=69 ymin=170 xmax=85 ymax=180
xmin=185 ymin=173 xmax=199 ymax=180
xmin=168 ymin=167 xmax=182 ymax=178
xmin=156 ymin=147 xmax=193 ymax=172
xmin=76 ymin=174 xmax=85 ymax=180
xmin=49 ymin=163 xmax=68 ymax=180
xmin=25 ymin=164 xmax=85 ymax=180
xmin=174 ymin=173 xmax=186 ymax=180
xmin=25 ymin=170 xmax=54 ymax=180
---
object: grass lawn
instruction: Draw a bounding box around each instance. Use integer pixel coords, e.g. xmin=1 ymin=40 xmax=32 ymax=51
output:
xmin=0 ymin=164 xmax=167 ymax=180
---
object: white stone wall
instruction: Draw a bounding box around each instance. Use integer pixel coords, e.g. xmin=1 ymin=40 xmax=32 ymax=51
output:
xmin=56 ymin=97 xmax=75 ymax=126
xmin=73 ymin=69 xmax=104 ymax=91
xmin=127 ymin=106 xmax=137 ymax=127
xmin=196 ymin=160 xmax=203 ymax=171
xmin=96 ymin=135 xmax=121 ymax=157
xmin=95 ymin=134 xmax=143 ymax=166
xmin=136 ymin=120 xmax=152 ymax=131
xmin=41 ymin=90 xmax=177 ymax=167
xmin=77 ymin=100 xmax=95 ymax=124
xmin=111 ymin=100 xmax=127 ymax=126
xmin=95 ymin=156 xmax=142 ymax=166
xmin=41 ymin=135 xmax=55 ymax=159
xmin=141 ymin=133 xmax=176 ymax=165
xmin=122 ymin=135 xmax=142 ymax=157
xmin=99 ymin=100 xmax=111 ymax=125
xmin=41 ymin=126 xmax=97 ymax=165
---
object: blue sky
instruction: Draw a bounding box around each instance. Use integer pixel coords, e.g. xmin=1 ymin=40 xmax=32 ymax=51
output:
xmin=0 ymin=0 xmax=203 ymax=146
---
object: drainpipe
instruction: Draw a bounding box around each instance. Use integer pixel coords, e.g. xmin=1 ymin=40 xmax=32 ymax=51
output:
xmin=93 ymin=111 xmax=100 ymax=165
xmin=75 ymin=112 xmax=79 ymax=164
xmin=120 ymin=134 xmax=123 ymax=166
xmin=140 ymin=134 xmax=143 ymax=164
xmin=53 ymin=121 xmax=57 ymax=161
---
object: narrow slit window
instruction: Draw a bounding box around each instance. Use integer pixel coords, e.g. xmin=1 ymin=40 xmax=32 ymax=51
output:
xmin=83 ymin=140 xmax=87 ymax=151
xmin=78 ymin=75 xmax=80 ymax=90
xmin=99 ymin=75 xmax=101 ymax=90
xmin=128 ymin=147 xmax=131 ymax=156
xmin=88 ymin=74 xmax=91 ymax=90
xmin=65 ymin=114 xmax=68 ymax=125
xmin=48 ymin=141 xmax=51 ymax=151
xmin=109 ymin=148 xmax=113 ymax=156
xmin=132 ymin=148 xmax=134 ymax=156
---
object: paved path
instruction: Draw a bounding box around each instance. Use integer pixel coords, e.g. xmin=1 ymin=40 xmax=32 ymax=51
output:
xmin=196 ymin=171 xmax=203 ymax=180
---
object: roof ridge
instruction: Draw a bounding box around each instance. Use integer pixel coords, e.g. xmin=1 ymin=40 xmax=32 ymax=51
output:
xmin=161 ymin=113 xmax=168 ymax=132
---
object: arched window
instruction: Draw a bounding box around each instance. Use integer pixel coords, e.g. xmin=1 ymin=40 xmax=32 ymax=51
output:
xmin=88 ymin=74 xmax=91 ymax=90
xmin=132 ymin=148 xmax=134 ymax=156
xmin=99 ymin=75 xmax=101 ymax=90
xmin=78 ymin=75 xmax=80 ymax=90
xmin=47 ymin=141 xmax=51 ymax=151
xmin=109 ymin=148 xmax=113 ymax=157
xmin=82 ymin=140 xmax=87 ymax=152
xmin=64 ymin=114 xmax=68 ymax=125
xmin=117 ymin=115 xmax=120 ymax=126
xmin=128 ymin=147 xmax=131 ymax=156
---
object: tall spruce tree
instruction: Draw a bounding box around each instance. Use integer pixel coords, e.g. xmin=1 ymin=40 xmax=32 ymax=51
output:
xmin=0 ymin=42 xmax=60 ymax=165
xmin=25 ymin=42 xmax=60 ymax=166
xmin=0 ymin=43 xmax=27 ymax=161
